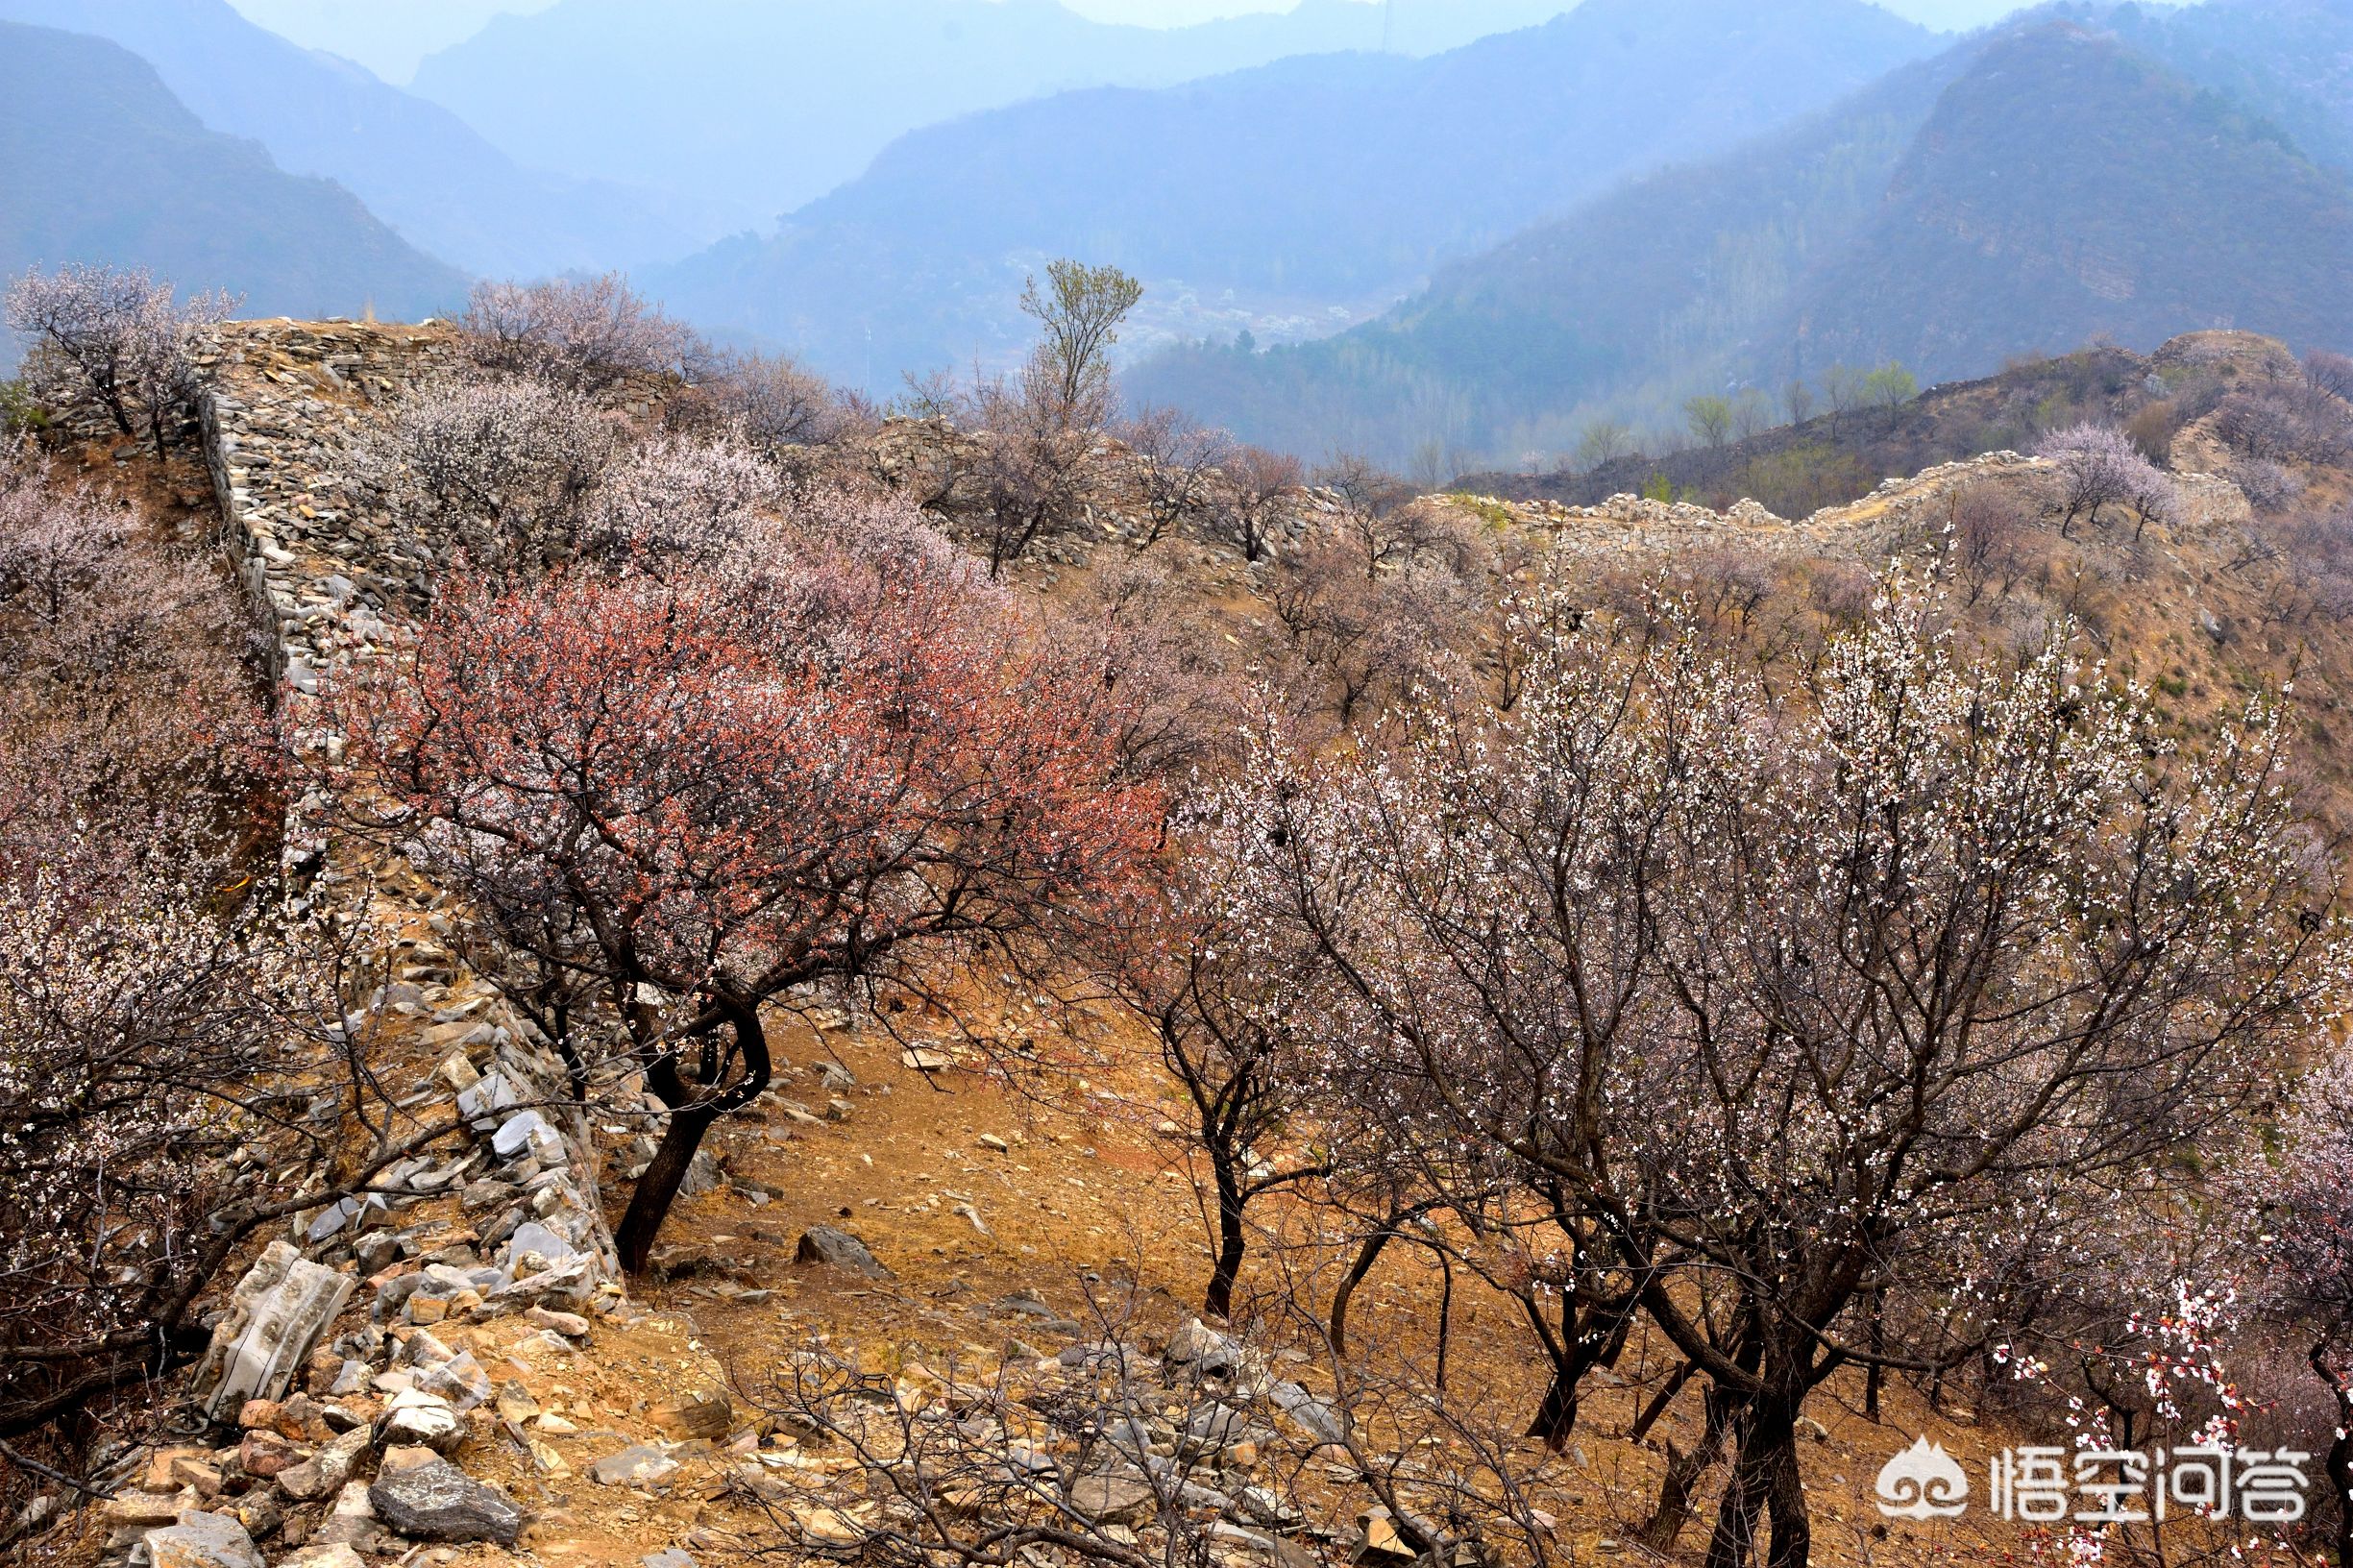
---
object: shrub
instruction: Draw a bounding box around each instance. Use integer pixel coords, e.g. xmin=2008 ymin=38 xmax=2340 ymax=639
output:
xmin=5 ymin=264 xmax=229 ymax=460
xmin=2038 ymin=423 xmax=2179 ymax=538
xmin=460 ymin=273 xmax=704 ymax=392
xmin=0 ymin=380 xmax=44 ymax=434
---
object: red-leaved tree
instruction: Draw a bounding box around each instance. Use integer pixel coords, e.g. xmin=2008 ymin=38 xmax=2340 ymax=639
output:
xmin=333 ymin=509 xmax=1161 ymax=1271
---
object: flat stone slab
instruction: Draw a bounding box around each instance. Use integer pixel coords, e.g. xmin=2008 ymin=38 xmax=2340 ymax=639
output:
xmin=145 ymin=1511 xmax=262 ymax=1568
xmin=367 ymin=1448 xmax=523 ymax=1545
xmin=591 ymin=1444 xmax=680 ymax=1488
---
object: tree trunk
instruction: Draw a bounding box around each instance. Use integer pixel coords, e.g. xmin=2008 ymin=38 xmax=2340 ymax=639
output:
xmin=1526 ymin=1361 xmax=1583 ymax=1451
xmin=1629 ymin=1360 xmax=1694 ymax=1443
xmin=613 ymin=1100 xmax=719 ymax=1275
xmin=1703 ymin=1389 xmax=1807 ymax=1568
xmin=1329 ymin=1226 xmax=1395 ymax=1357
xmin=1639 ymin=1382 xmax=1741 ymax=1553
xmin=1525 ymin=1294 xmax=1633 ymax=1452
xmin=1863 ymin=1290 xmax=1885 ymax=1422
xmin=612 ymin=997 xmax=772 ymax=1275
xmin=2310 ymin=1343 xmax=2353 ymax=1568
xmin=1203 ymin=1145 xmax=1248 ymax=1321
xmin=2328 ymin=1420 xmax=2353 ymax=1568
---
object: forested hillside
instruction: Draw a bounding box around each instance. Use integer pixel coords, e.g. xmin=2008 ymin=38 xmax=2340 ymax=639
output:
xmin=410 ymin=0 xmax=1587 ymax=227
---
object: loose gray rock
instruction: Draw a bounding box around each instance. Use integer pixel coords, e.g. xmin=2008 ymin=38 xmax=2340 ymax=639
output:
xmin=367 ymin=1449 xmax=523 ymax=1545
xmin=1269 ymin=1381 xmax=1348 ymax=1446
xmin=591 ymin=1445 xmax=680 ymax=1488
xmin=1164 ymin=1318 xmax=1241 ymax=1376
xmin=1070 ymin=1473 xmax=1158 ymax=1526
xmin=276 ymin=1546 xmax=366 ymax=1568
xmin=794 ymin=1225 xmax=889 ymax=1278
xmin=677 ymin=1148 xmax=724 ymax=1197
xmin=501 ymin=1220 xmax=585 ymax=1279
xmin=145 ymin=1511 xmax=263 ymax=1568
xmin=377 ymin=1389 xmax=464 ymax=1454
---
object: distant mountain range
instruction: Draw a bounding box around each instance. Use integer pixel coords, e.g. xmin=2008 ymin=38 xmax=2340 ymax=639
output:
xmin=223 ymin=0 xmax=551 ymax=86
xmin=0 ymin=0 xmax=698 ymax=277
xmin=1129 ymin=5 xmax=2353 ymax=468
xmin=643 ymin=0 xmax=1943 ymax=392
xmin=407 ymin=0 xmax=1589 ymax=232
xmin=0 ymin=20 xmax=466 ymax=351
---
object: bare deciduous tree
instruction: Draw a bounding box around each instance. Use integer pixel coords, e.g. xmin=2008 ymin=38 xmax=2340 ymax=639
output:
xmin=1821 ymin=363 xmax=1866 ymax=435
xmin=1019 ymin=259 xmax=1143 ymax=416
xmin=670 ymin=348 xmax=875 ymax=462
xmin=5 ymin=265 xmax=230 ymax=461
xmin=461 ymin=273 xmax=705 ymax=392
xmin=1213 ymin=570 xmax=2342 ymax=1568
xmin=351 ymin=374 xmax=622 ymax=579
xmin=1202 ymin=446 xmax=1301 ymax=564
xmin=1115 ymin=406 xmax=1231 ymax=551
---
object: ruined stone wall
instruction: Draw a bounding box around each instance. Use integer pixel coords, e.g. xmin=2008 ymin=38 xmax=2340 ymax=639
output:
xmin=1456 ymin=448 xmax=2254 ymax=560
xmin=185 ymin=319 xmax=625 ymax=1426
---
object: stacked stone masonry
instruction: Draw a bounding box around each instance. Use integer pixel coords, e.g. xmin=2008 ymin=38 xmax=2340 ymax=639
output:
xmin=107 ymin=319 xmax=635 ymax=1568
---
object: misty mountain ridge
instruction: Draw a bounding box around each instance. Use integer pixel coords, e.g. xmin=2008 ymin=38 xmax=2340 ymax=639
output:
xmin=1128 ymin=6 xmax=2353 ymax=469
xmin=0 ymin=19 xmax=466 ymax=355
xmin=406 ymin=0 xmax=1598 ymax=231
xmin=0 ymin=0 xmax=706 ymax=277
xmin=645 ymin=0 xmax=1942 ymax=393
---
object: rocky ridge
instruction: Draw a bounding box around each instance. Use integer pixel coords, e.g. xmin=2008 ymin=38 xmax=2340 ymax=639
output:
xmin=1446 ymin=448 xmax=2255 ymax=559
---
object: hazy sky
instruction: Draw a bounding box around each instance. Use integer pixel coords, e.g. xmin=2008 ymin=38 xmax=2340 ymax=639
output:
xmin=230 ymin=0 xmax=2045 ymax=83
xmin=1066 ymin=0 xmax=2034 ymax=24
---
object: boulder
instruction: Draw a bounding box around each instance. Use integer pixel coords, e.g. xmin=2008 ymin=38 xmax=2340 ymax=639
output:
xmin=366 ymin=1448 xmax=523 ymax=1546
xmin=794 ymin=1225 xmax=889 ymax=1278
xmin=193 ymin=1243 xmax=356 ymax=1419
xmin=145 ymin=1511 xmax=263 ymax=1568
